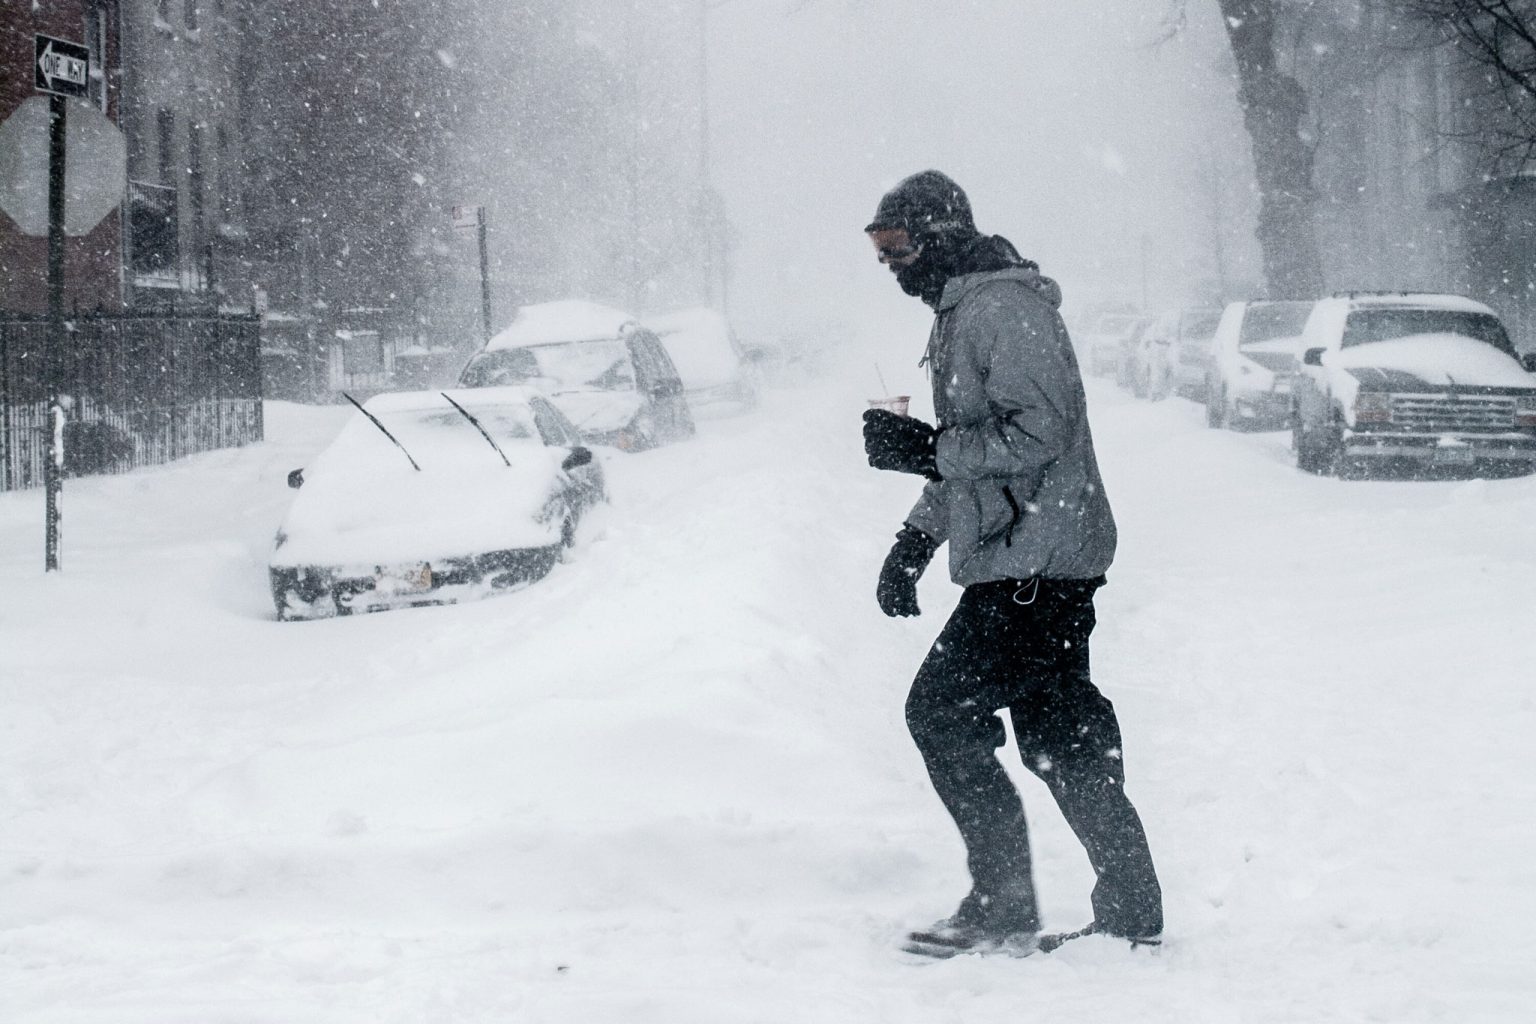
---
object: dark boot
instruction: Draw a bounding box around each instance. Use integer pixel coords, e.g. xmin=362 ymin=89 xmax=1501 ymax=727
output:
xmin=903 ymin=891 xmax=1040 ymax=957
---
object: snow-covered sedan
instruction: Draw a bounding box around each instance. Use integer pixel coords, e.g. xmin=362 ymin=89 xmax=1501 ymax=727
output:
xmin=457 ymin=300 xmax=695 ymax=452
xmin=1205 ymin=299 xmax=1314 ymax=430
xmin=1291 ymin=293 xmax=1536 ymax=477
xmin=1080 ymin=311 xmax=1149 ymax=378
xmin=269 ymin=386 xmax=606 ymax=620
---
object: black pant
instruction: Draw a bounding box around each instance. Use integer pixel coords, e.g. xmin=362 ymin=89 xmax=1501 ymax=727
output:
xmin=905 ymin=577 xmax=1163 ymax=937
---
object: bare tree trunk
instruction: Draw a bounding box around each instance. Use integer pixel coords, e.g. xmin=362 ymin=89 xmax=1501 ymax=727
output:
xmin=1217 ymin=0 xmax=1326 ymax=299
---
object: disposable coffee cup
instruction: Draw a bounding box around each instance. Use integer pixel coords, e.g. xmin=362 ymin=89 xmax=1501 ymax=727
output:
xmin=868 ymin=395 xmax=911 ymax=417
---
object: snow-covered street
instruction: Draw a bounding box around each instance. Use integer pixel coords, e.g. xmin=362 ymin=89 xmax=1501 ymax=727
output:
xmin=3 ymin=340 xmax=1535 ymax=1023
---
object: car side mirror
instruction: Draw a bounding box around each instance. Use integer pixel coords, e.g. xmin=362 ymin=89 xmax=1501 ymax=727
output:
xmin=1302 ymin=347 xmax=1326 ymax=367
xmin=287 ymin=468 xmax=305 ymax=489
xmin=1521 ymin=352 xmax=1536 ymax=374
xmin=561 ymin=446 xmax=593 ymax=471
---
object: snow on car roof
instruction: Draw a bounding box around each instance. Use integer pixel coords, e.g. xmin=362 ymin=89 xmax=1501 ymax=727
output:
xmin=646 ymin=307 xmax=741 ymax=387
xmin=648 ymin=306 xmax=730 ymax=339
xmin=1333 ymin=293 xmax=1497 ymax=316
xmin=485 ymin=300 xmax=637 ymax=352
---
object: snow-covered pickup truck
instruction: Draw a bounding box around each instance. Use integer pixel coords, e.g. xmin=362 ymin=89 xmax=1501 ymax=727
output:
xmin=1291 ymin=293 xmax=1536 ymax=477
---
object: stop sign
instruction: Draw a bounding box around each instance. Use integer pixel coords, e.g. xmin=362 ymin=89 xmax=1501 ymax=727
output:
xmin=0 ymin=95 xmax=127 ymax=237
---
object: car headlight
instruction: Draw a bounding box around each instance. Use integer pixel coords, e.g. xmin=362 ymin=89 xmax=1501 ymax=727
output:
xmin=1353 ymin=392 xmax=1393 ymax=425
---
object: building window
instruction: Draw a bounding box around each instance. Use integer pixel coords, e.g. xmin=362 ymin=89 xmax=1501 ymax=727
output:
xmin=216 ymin=125 xmax=229 ymax=217
xmin=84 ymin=3 xmax=109 ymax=111
xmin=189 ymin=122 xmax=205 ymax=236
xmin=157 ymin=108 xmax=176 ymax=186
xmin=129 ymin=181 xmax=179 ymax=282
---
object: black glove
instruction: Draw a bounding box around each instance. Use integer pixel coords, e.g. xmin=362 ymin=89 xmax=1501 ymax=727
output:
xmin=877 ymin=525 xmax=940 ymax=618
xmin=862 ymin=408 xmax=942 ymax=480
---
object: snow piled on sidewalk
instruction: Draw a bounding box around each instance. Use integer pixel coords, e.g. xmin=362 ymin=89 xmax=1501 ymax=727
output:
xmin=3 ymin=341 xmax=1534 ymax=1023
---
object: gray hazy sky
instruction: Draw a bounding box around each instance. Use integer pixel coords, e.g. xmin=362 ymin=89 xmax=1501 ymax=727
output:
xmin=703 ymin=0 xmax=1260 ymax=342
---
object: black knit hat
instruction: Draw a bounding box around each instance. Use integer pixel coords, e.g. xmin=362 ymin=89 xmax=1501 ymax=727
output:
xmin=864 ymin=170 xmax=976 ymax=240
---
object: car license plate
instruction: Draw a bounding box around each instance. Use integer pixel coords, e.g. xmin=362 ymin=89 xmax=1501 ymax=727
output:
xmin=375 ymin=562 xmax=433 ymax=594
xmin=1433 ymin=447 xmax=1474 ymax=465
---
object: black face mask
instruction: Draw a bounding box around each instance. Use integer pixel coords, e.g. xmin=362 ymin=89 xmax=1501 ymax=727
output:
xmin=893 ymin=250 xmax=951 ymax=309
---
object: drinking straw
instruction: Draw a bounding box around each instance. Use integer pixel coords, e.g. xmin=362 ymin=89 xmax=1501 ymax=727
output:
xmin=875 ymin=362 xmax=890 ymax=397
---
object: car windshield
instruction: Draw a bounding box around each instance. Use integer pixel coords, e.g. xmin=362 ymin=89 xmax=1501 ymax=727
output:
xmin=463 ymin=339 xmax=635 ymax=391
xmin=414 ymin=406 xmax=540 ymax=443
xmin=1097 ymin=314 xmax=1140 ymax=335
xmin=1181 ymin=311 xmax=1222 ymax=339
xmin=1341 ymin=308 xmax=1515 ymax=356
xmin=524 ymin=339 xmax=636 ymax=390
xmin=1238 ymin=302 xmax=1312 ymax=346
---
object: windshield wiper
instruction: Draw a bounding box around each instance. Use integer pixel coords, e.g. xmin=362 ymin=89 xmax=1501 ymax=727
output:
xmin=342 ymin=392 xmax=422 ymax=471
xmin=440 ymin=392 xmax=511 ymax=467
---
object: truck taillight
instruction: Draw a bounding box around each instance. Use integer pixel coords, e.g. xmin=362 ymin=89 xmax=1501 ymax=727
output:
xmin=1517 ymin=396 xmax=1536 ymax=427
xmin=1353 ymin=392 xmax=1393 ymax=424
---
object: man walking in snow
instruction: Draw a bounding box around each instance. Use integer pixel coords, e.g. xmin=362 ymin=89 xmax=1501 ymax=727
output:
xmin=861 ymin=170 xmax=1163 ymax=957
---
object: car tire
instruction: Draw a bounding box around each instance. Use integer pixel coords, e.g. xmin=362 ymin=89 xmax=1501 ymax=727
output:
xmin=1205 ymin=383 xmax=1228 ymax=429
xmin=1296 ymin=415 xmax=1344 ymax=476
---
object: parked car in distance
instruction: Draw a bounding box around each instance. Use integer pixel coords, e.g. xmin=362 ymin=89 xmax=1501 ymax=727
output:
xmin=269 ymin=385 xmax=606 ymax=620
xmin=1123 ymin=311 xmax=1177 ymax=400
xmin=647 ymin=306 xmax=758 ymax=417
xmin=1166 ymin=306 xmax=1224 ymax=400
xmin=1111 ymin=316 xmax=1156 ymax=391
xmin=1206 ymin=299 xmax=1315 ymax=430
xmin=1291 ymin=293 xmax=1536 ymax=477
xmin=1080 ymin=312 xmax=1150 ymax=377
xmin=457 ymin=300 xmax=695 ymax=452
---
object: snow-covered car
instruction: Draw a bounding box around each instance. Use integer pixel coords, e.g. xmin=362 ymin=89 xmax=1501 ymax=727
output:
xmin=1110 ymin=316 xmax=1155 ymax=391
xmin=1291 ymin=293 xmax=1536 ymax=476
xmin=269 ymin=385 xmax=606 ymax=620
xmin=646 ymin=306 xmax=758 ymax=416
xmin=457 ymin=300 xmax=695 ymax=452
xmin=1080 ymin=312 xmax=1149 ymax=377
xmin=1122 ymin=311 xmax=1176 ymax=400
xmin=1167 ymin=306 xmax=1223 ymax=400
xmin=1205 ymin=299 xmax=1315 ymax=430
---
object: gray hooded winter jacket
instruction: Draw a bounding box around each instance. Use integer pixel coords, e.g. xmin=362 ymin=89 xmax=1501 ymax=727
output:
xmin=903 ymin=266 xmax=1117 ymax=585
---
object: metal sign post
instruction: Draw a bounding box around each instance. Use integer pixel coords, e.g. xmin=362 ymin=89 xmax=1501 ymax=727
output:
xmin=453 ymin=205 xmax=492 ymax=342
xmin=44 ymin=91 xmax=65 ymax=572
xmin=35 ymin=34 xmax=89 ymax=573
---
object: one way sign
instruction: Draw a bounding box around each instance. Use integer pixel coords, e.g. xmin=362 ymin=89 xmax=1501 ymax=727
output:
xmin=35 ymin=35 xmax=90 ymax=99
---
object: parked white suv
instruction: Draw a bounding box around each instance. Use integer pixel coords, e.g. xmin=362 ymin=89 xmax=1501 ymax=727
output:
xmin=1291 ymin=293 xmax=1536 ymax=476
xmin=1205 ymin=300 xmax=1314 ymax=430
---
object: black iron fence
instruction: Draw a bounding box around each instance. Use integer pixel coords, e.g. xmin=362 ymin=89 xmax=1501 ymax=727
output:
xmin=0 ymin=313 xmax=263 ymax=492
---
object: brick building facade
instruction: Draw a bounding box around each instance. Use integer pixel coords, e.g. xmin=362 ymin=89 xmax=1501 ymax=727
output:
xmin=0 ymin=0 xmax=124 ymax=315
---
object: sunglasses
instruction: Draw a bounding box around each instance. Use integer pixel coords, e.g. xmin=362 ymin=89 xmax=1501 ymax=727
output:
xmin=875 ymin=239 xmax=923 ymax=265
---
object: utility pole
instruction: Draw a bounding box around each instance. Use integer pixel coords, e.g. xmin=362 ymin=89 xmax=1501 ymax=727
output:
xmin=1139 ymin=233 xmax=1151 ymax=311
xmin=477 ymin=206 xmax=493 ymax=342
xmin=626 ymin=0 xmax=643 ymax=314
xmin=698 ymin=0 xmax=713 ymax=307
